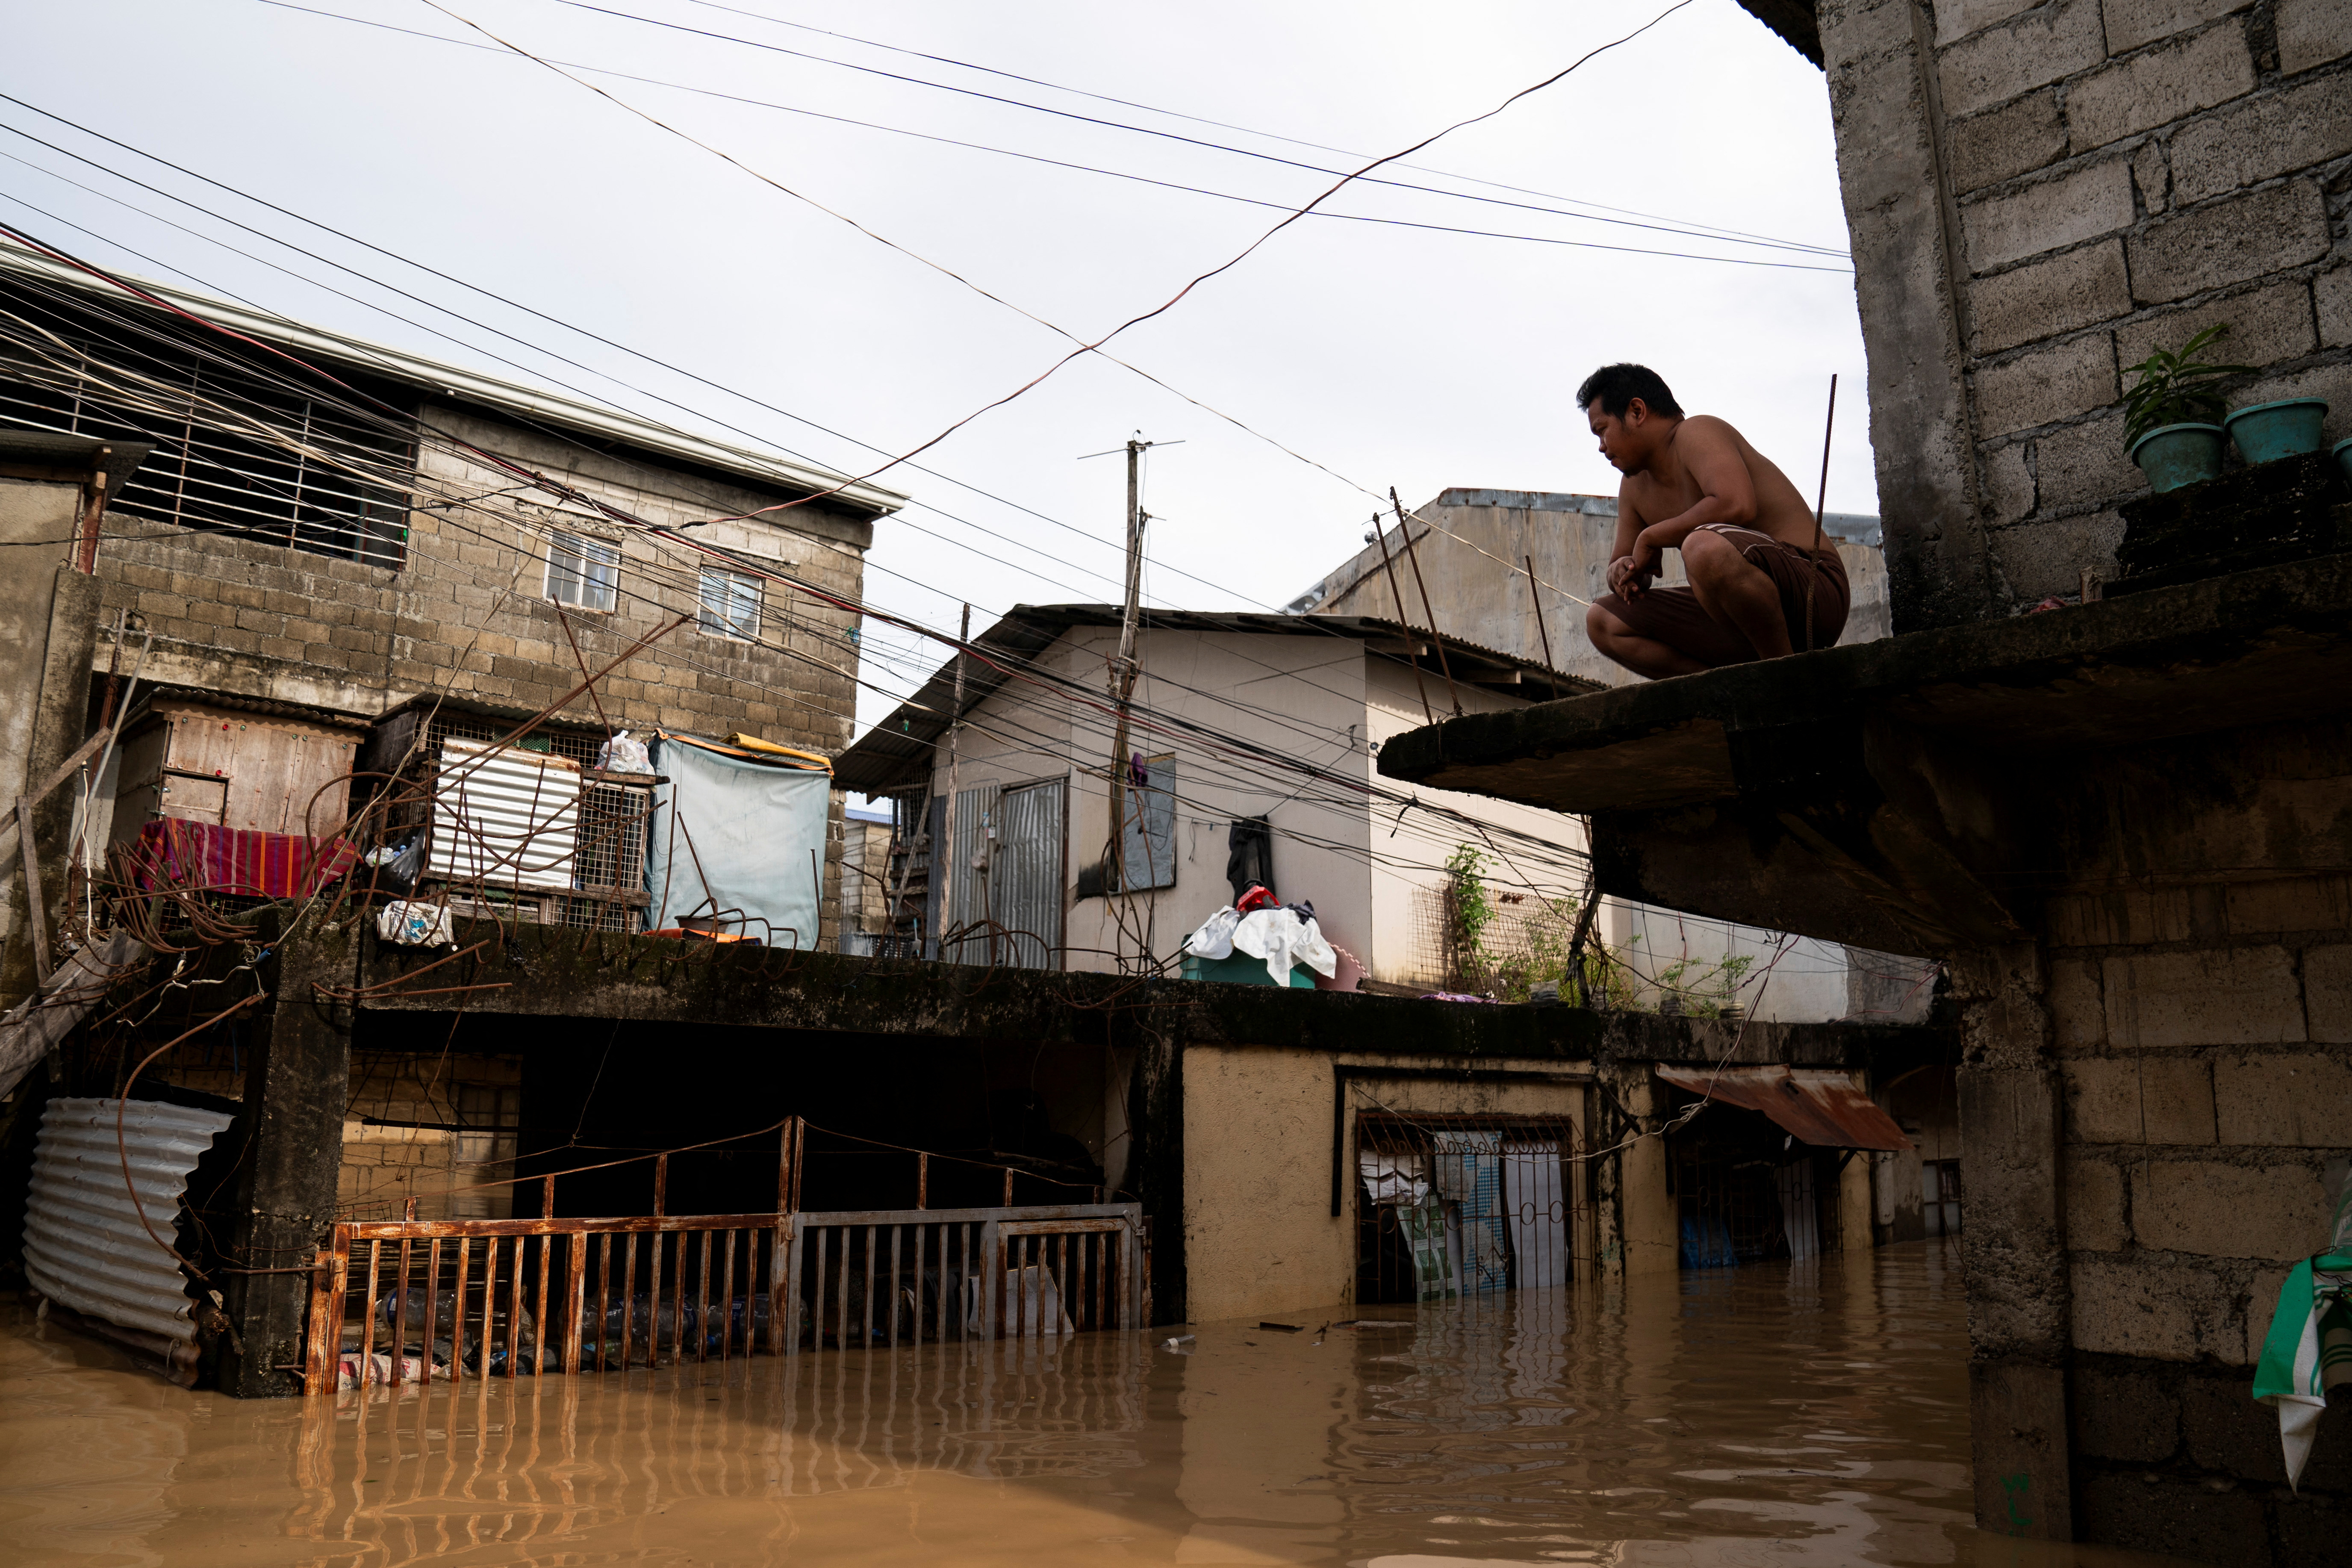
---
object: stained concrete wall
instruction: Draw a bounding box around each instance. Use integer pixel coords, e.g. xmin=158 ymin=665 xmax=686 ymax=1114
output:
xmin=1299 ymin=491 xmax=1890 ymax=690
xmin=91 ymin=404 xmax=875 ymax=947
xmin=1812 ymin=0 xmax=2352 ymax=626
xmin=1179 ymin=1046 xmax=1593 ymax=1323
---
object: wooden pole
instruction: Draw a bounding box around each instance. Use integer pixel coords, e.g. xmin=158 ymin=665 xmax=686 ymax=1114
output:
xmin=942 ymin=602 xmax=970 ymax=954
xmin=1394 ymin=489 xmax=1461 ymax=717
xmin=1524 ymin=554 xmax=1556 ymax=678
xmin=1370 ymin=514 xmax=1434 ymax=727
xmin=1804 ymin=374 xmax=1838 ymax=653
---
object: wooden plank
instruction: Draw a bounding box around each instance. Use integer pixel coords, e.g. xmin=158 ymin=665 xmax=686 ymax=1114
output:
xmin=303 ymin=1248 xmax=339 ymax=1393
xmin=14 ymin=799 xmax=49 ymax=983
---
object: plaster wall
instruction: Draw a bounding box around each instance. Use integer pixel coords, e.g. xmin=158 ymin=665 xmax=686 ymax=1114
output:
xmin=0 ymin=480 xmax=80 ymax=988
xmin=1179 ymin=1045 xmax=1593 ymax=1324
xmin=1815 ymin=0 xmax=2352 ymax=623
xmin=929 ymin=625 xmax=1589 ymax=988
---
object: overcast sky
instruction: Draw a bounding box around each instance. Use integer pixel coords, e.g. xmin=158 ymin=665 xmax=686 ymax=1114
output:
xmin=5 ymin=0 xmax=1864 ymax=732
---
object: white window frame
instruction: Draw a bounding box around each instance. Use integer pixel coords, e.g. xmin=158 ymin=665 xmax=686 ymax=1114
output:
xmin=545 ymin=530 xmax=620 ymax=613
xmin=698 ymin=566 xmax=762 ymax=641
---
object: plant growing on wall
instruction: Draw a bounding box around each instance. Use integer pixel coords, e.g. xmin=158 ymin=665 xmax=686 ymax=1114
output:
xmin=2121 ymin=324 xmax=2252 ymax=445
xmin=1443 ymin=844 xmax=1498 ymax=987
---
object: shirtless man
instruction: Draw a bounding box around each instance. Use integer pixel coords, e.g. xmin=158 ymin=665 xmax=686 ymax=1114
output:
xmin=1577 ymin=363 xmax=1847 ymax=679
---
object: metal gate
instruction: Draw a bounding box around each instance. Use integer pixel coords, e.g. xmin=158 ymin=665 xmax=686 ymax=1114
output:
xmin=791 ymin=1203 xmax=1143 ymax=1349
xmin=1355 ymin=1112 xmax=1586 ymax=1306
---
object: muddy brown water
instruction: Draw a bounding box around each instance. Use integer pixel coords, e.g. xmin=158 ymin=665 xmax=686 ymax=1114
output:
xmin=1 ymin=1240 xmax=2190 ymax=1566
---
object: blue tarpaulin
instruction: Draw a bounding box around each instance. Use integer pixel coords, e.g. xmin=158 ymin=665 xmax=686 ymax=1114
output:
xmin=643 ymin=736 xmax=828 ymax=946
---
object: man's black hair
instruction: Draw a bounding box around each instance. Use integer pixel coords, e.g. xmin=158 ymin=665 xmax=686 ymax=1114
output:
xmin=1575 ymin=363 xmax=1684 ymax=419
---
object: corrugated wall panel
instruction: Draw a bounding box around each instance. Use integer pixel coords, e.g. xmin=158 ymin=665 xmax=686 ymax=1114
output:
xmin=24 ymin=1097 xmax=232 ymax=1348
xmin=941 ymin=783 xmax=1000 ymax=964
xmin=431 ymin=738 xmax=581 ymax=891
xmin=996 ymin=778 xmax=1065 ymax=970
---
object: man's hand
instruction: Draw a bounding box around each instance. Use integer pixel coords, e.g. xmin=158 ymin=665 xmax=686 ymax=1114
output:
xmin=1608 ymin=541 xmax=1661 ymax=598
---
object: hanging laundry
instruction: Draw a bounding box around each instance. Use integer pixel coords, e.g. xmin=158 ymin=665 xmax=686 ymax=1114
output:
xmin=1226 ymin=816 xmax=1273 ymax=902
xmin=1183 ymin=906 xmax=1242 ymax=961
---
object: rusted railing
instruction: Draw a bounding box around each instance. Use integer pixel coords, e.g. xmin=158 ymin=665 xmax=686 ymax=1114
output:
xmin=305 ymin=1206 xmax=793 ymax=1391
xmin=305 ymin=1198 xmax=1149 ymax=1390
xmin=791 ymin=1203 xmax=1145 ymax=1350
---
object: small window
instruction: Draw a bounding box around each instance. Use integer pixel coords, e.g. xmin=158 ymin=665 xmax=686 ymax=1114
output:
xmin=546 ymin=531 xmax=619 ymax=612
xmin=698 ymin=566 xmax=761 ymax=640
xmin=1117 ymin=754 xmax=1176 ymax=892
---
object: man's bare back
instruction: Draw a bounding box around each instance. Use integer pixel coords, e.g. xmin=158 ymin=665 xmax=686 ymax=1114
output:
xmin=1572 ymin=363 xmax=1848 ymax=680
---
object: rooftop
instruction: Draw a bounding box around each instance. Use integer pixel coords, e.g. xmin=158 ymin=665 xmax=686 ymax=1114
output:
xmin=0 ymin=240 xmax=909 ymax=516
xmin=835 ymin=602 xmax=1604 ymax=795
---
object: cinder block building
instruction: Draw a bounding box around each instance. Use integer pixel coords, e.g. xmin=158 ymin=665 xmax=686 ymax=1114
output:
xmin=0 ymin=239 xmax=904 ymax=950
xmin=1374 ymin=3 xmax=2352 ymax=1560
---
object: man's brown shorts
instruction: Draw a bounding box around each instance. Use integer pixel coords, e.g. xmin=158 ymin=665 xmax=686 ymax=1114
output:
xmin=1595 ymin=525 xmax=1850 ymax=668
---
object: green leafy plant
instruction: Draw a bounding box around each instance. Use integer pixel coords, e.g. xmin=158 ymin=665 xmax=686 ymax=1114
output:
xmin=2121 ymin=324 xmax=2253 ymax=445
xmin=1443 ymin=845 xmax=1497 ymax=983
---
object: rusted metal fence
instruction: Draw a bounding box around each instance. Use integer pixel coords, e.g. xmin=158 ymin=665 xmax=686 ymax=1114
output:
xmin=306 ymin=1205 xmax=794 ymax=1391
xmin=305 ymin=1197 xmax=1147 ymax=1391
xmin=792 ymin=1204 xmax=1144 ymax=1350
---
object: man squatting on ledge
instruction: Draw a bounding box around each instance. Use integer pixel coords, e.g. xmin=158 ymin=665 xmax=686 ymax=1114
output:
xmin=1578 ymin=363 xmax=1847 ymax=680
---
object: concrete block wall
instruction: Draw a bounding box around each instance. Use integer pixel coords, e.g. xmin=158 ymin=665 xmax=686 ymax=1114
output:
xmin=338 ymin=1050 xmax=525 ymax=1222
xmin=1814 ymin=0 xmax=2352 ymax=626
xmin=91 ymin=405 xmax=873 ymax=947
xmin=2040 ymin=869 xmax=2352 ymax=1560
xmin=1942 ymin=0 xmax=2352 ymax=610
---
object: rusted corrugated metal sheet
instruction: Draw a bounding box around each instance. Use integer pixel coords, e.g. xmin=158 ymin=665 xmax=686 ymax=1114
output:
xmin=24 ymin=1097 xmax=232 ymax=1373
xmin=1654 ymin=1065 xmax=1912 ymax=1152
xmin=432 ymin=738 xmax=581 ymax=891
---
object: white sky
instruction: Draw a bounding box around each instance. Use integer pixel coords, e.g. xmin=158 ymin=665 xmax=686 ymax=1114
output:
xmin=4 ymin=0 xmax=1867 ymax=735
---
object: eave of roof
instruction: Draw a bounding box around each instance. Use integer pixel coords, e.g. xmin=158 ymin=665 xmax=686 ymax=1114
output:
xmin=0 ymin=241 xmax=908 ymax=516
xmin=834 ymin=602 xmax=1605 ymax=795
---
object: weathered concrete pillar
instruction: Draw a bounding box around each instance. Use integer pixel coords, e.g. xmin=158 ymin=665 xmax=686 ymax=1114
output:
xmin=1592 ymin=1061 xmax=1679 ymax=1279
xmin=1951 ymin=943 xmax=2072 ymax=1541
xmin=218 ymin=917 xmax=357 ymax=1397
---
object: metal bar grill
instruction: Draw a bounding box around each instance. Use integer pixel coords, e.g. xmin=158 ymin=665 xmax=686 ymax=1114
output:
xmin=304 ymin=1211 xmax=793 ymax=1392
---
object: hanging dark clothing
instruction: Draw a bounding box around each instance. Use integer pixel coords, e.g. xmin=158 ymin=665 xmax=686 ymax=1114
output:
xmin=1226 ymin=816 xmax=1273 ymax=903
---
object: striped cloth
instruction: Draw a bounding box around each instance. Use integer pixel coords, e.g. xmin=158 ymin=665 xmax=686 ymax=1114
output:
xmin=2255 ymin=1179 xmax=2352 ymax=1490
xmin=133 ymin=818 xmax=359 ymax=899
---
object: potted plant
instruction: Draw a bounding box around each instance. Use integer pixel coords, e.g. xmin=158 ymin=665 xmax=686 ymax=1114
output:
xmin=2225 ymin=396 xmax=2331 ymax=464
xmin=2122 ymin=324 xmax=2251 ymax=493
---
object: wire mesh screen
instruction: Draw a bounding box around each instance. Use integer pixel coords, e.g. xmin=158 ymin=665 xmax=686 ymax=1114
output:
xmin=0 ymin=276 xmax=415 ymax=567
xmin=1355 ymin=1111 xmax=1583 ymax=1308
xmin=400 ymin=714 xmax=649 ymax=931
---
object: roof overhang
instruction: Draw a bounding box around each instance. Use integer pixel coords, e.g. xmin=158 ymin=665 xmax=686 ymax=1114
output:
xmin=1656 ymin=1064 xmax=1911 ymax=1151
xmin=0 ymin=241 xmax=908 ymax=517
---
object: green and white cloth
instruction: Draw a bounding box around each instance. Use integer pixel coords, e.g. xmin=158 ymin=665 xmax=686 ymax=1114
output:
xmin=2253 ymin=1179 xmax=2352 ymax=1491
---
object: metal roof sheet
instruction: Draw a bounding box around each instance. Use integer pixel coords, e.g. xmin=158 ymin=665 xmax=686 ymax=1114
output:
xmin=1654 ymin=1064 xmax=1912 ymax=1152
xmin=24 ymin=1096 xmax=232 ymax=1372
xmin=834 ymin=603 xmax=1604 ymax=795
xmin=0 ymin=240 xmax=908 ymax=516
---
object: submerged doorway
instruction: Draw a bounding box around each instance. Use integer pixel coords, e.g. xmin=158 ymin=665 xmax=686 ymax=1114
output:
xmin=1354 ymin=1113 xmax=1584 ymax=1306
xmin=1665 ymin=1105 xmax=1845 ymax=1269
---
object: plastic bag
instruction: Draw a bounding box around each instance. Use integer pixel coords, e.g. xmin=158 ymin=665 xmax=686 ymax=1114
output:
xmin=377 ymin=899 xmax=454 ymax=948
xmin=363 ymin=830 xmax=427 ymax=896
xmin=597 ymin=730 xmax=652 ymax=775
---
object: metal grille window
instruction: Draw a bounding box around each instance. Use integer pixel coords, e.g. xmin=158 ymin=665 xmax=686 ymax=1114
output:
xmin=545 ymin=531 xmax=619 ymax=611
xmin=697 ymin=566 xmax=761 ymax=640
xmin=0 ymin=277 xmax=414 ymax=567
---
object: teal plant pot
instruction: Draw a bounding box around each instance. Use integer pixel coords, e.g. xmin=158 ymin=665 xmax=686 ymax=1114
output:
xmin=2223 ymin=398 xmax=2329 ymax=464
xmin=2127 ymin=422 xmax=2225 ymax=493
xmin=2334 ymin=437 xmax=2352 ymax=489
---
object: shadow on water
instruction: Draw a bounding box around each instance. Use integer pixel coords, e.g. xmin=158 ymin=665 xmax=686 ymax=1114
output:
xmin=0 ymin=1240 xmax=2196 ymax=1566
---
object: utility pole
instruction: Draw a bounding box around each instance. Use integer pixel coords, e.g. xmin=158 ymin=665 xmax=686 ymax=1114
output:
xmin=942 ymin=601 xmax=970 ymax=956
xmin=1105 ymin=437 xmax=1151 ymax=887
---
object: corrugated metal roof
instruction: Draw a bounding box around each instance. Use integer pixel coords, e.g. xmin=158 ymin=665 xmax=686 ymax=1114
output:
xmin=431 ymin=739 xmax=582 ymax=891
xmin=0 ymin=240 xmax=908 ymax=516
xmin=24 ymin=1097 xmax=232 ymax=1358
xmin=1654 ymin=1065 xmax=1913 ymax=1152
xmin=834 ymin=604 xmax=1603 ymax=795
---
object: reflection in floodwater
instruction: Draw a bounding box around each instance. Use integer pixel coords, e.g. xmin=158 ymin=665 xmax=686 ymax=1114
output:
xmin=1 ymin=1241 xmax=2188 ymax=1567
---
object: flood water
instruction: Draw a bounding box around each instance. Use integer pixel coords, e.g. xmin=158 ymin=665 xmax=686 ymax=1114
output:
xmin=1 ymin=1240 xmax=2189 ymax=1567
